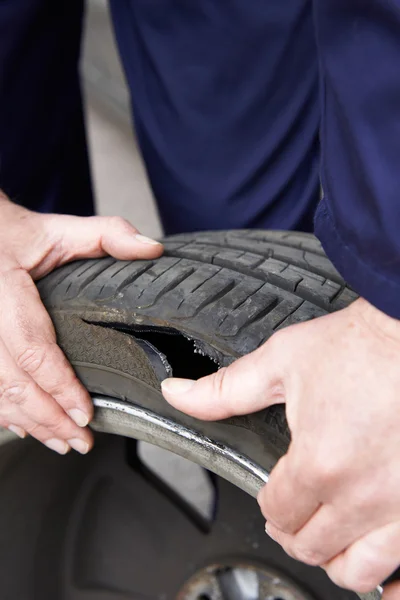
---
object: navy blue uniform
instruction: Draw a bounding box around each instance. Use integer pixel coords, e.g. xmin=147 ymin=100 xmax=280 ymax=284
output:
xmin=109 ymin=0 xmax=320 ymax=233
xmin=313 ymin=0 xmax=400 ymax=318
xmin=0 ymin=1 xmax=94 ymax=216
xmin=0 ymin=0 xmax=319 ymax=233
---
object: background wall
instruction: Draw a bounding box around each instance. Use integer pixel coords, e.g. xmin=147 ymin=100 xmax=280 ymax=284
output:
xmin=82 ymin=0 xmax=163 ymax=239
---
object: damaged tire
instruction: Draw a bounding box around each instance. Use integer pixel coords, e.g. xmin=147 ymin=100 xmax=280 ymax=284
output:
xmin=0 ymin=230 xmax=360 ymax=600
xmin=39 ymin=229 xmax=357 ymax=472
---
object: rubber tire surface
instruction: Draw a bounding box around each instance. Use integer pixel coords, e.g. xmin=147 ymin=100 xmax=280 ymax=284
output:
xmin=38 ymin=230 xmax=357 ymax=466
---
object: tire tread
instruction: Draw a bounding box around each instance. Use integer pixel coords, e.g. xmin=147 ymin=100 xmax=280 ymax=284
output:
xmin=38 ymin=231 xmax=356 ymax=448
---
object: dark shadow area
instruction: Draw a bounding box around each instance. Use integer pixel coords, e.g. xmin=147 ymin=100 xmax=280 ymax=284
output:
xmin=90 ymin=322 xmax=219 ymax=380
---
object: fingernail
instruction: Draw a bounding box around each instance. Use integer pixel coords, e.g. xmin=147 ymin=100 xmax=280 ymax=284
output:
xmin=45 ymin=438 xmax=70 ymax=455
xmin=68 ymin=409 xmax=89 ymax=428
xmin=161 ymin=378 xmax=196 ymax=394
xmin=8 ymin=425 xmax=26 ymax=439
xmin=134 ymin=234 xmax=161 ymax=246
xmin=68 ymin=438 xmax=90 ymax=455
xmin=265 ymin=524 xmax=277 ymax=541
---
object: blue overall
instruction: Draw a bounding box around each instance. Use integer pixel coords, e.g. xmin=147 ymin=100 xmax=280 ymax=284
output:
xmin=0 ymin=0 xmax=319 ymax=232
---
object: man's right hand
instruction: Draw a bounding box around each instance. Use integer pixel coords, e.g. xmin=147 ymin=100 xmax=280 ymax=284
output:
xmin=162 ymin=297 xmax=400 ymax=595
xmin=0 ymin=192 xmax=163 ymax=454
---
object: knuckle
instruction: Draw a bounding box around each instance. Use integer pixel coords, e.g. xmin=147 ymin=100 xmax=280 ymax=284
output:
xmin=25 ymin=422 xmax=42 ymax=438
xmin=333 ymin=570 xmax=378 ymax=594
xmin=43 ymin=412 xmax=67 ymax=433
xmin=270 ymin=328 xmax=287 ymax=348
xmin=16 ymin=345 xmax=47 ymax=374
xmin=309 ymin=455 xmax=343 ymax=487
xmin=109 ymin=216 xmax=132 ymax=231
xmin=292 ymin=545 xmax=325 ymax=567
xmin=287 ymin=455 xmax=318 ymax=495
xmin=327 ymin=548 xmax=382 ymax=593
xmin=0 ymin=381 xmax=32 ymax=407
xmin=0 ymin=265 xmax=27 ymax=289
xmin=52 ymin=369 xmax=90 ymax=406
xmin=211 ymin=367 xmax=229 ymax=399
xmin=269 ymin=327 xmax=294 ymax=356
xmin=262 ymin=328 xmax=292 ymax=374
xmin=351 ymin=551 xmax=385 ymax=593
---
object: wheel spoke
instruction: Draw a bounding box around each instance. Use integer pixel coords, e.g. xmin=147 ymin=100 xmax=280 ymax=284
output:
xmin=135 ymin=440 xmax=216 ymax=533
xmin=217 ymin=568 xmax=259 ymax=600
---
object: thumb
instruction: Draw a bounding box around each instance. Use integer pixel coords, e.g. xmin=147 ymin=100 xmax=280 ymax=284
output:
xmin=45 ymin=214 xmax=163 ymax=265
xmin=161 ymin=341 xmax=286 ymax=421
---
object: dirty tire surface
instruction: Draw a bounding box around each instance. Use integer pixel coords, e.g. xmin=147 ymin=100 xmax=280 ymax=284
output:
xmin=38 ymin=230 xmax=357 ymax=462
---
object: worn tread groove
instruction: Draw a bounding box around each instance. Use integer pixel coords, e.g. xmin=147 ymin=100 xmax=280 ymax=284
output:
xmin=191 ymin=239 xmax=342 ymax=284
xmin=273 ymin=301 xmax=305 ymax=332
xmin=190 ymin=280 xmax=236 ymax=317
xmin=37 ymin=260 xmax=86 ymax=296
xmin=148 ymin=258 xmax=183 ymax=285
xmin=92 ymin=262 xmax=156 ymax=300
xmin=236 ymin=232 xmax=327 ymax=257
xmin=187 ymin=270 xmax=222 ymax=296
xmin=115 ymin=263 xmax=155 ymax=293
xmin=77 ymin=261 xmax=102 ymax=278
xmin=292 ymin=278 xmax=304 ymax=293
xmin=136 ymin=262 xmax=183 ymax=301
xmin=77 ymin=261 xmax=117 ymax=296
xmin=165 ymin=245 xmax=341 ymax=310
xmin=111 ymin=262 xmax=134 ymax=278
xmin=147 ymin=268 xmax=196 ymax=304
xmin=217 ymin=283 xmax=265 ymax=327
xmin=210 ymin=250 xmax=245 ymax=265
xmin=329 ymin=284 xmax=345 ymax=305
xmin=234 ymin=297 xmax=281 ymax=335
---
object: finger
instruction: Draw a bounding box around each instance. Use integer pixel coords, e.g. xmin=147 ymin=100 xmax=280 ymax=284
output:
xmin=267 ymin=490 xmax=398 ymax=569
xmin=7 ymin=410 xmax=71 ymax=454
xmin=162 ymin=337 xmax=287 ymax=421
xmin=6 ymin=384 xmax=92 ymax=454
xmin=258 ymin=452 xmax=321 ymax=536
xmin=264 ymin=519 xmax=333 ymax=568
xmin=382 ymin=581 xmax=400 ymax=600
xmin=0 ymin=269 xmax=93 ymax=428
xmin=38 ymin=215 xmax=163 ymax=274
xmin=0 ymin=339 xmax=92 ymax=453
xmin=264 ymin=504 xmax=359 ymax=568
xmin=324 ymin=522 xmax=400 ymax=594
xmin=8 ymin=425 xmax=27 ymax=439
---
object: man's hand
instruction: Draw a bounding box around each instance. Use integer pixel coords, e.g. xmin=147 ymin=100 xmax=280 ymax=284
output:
xmin=0 ymin=193 xmax=162 ymax=454
xmin=162 ymin=298 xmax=400 ymax=597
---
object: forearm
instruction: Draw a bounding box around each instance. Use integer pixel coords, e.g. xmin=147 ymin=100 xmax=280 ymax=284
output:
xmin=313 ymin=0 xmax=400 ymax=318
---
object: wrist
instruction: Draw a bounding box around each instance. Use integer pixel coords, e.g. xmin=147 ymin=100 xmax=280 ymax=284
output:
xmin=351 ymin=297 xmax=400 ymax=346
